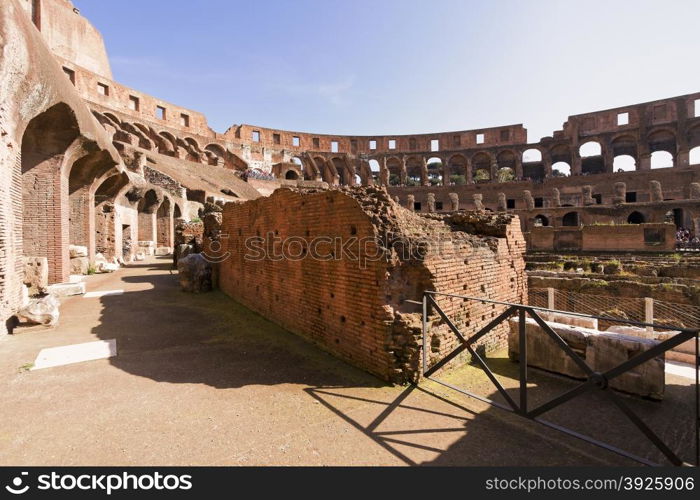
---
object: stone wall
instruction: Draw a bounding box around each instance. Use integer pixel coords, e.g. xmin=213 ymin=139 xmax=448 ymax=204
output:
xmin=217 ymin=187 xmax=526 ymax=383
xmin=528 ymin=223 xmax=676 ymax=252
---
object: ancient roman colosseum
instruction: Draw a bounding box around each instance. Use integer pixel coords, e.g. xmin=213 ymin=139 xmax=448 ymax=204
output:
xmin=2 ymin=0 xmax=700 ymax=342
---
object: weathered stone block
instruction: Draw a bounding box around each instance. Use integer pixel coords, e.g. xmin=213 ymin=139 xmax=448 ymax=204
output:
xmin=69 ymin=245 xmax=88 ymax=258
xmin=70 ymin=257 xmax=89 ymax=275
xmin=509 ymin=317 xmax=664 ymax=399
xmin=23 ymin=257 xmax=49 ymax=296
xmin=17 ymin=294 xmax=60 ymax=326
xmin=177 ymin=253 xmax=212 ymax=293
xmin=47 ymin=282 xmax=86 ymax=297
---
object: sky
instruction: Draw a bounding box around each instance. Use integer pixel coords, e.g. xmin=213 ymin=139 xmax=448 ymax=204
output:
xmin=73 ymin=0 xmax=700 ymax=143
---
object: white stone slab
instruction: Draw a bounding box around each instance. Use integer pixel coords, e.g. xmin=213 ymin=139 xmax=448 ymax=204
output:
xmin=32 ymin=339 xmax=117 ymax=370
xmin=665 ymin=360 xmax=699 ymax=380
xmin=83 ymin=289 xmax=124 ymax=299
xmin=47 ymin=282 xmax=86 ymax=297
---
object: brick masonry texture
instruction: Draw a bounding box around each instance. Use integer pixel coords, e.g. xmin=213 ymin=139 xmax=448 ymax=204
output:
xmin=217 ymin=187 xmax=526 ymax=383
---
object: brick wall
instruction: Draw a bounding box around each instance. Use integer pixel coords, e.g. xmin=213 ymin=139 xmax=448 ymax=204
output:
xmin=217 ymin=187 xmax=526 ymax=383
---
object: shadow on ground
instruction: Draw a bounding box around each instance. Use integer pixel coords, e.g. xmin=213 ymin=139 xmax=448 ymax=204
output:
xmin=91 ymin=258 xmax=696 ymax=466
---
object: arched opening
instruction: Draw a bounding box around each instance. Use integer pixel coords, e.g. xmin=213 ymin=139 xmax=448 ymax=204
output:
xmin=472 ymin=152 xmax=491 ymax=183
xmin=496 ymin=150 xmax=517 ymax=182
xmin=613 ymin=155 xmax=636 ymax=172
xmin=648 ymin=129 xmax=676 ymax=165
xmin=156 ymin=197 xmax=172 ymax=250
xmin=690 ymin=146 xmax=700 ymax=165
xmin=426 ymin=157 xmax=443 ymax=185
xmin=533 ymin=214 xmax=549 ymax=227
xmin=579 ymin=141 xmax=602 ymax=157
xmin=406 ymin=157 xmax=423 ymax=186
xmin=386 ymin=157 xmax=403 ymax=186
xmin=579 ymin=141 xmax=604 ymax=174
xmin=651 ymin=151 xmax=673 ymax=169
xmin=665 ymin=208 xmax=685 ymax=229
xmin=551 ymin=161 xmax=571 ymax=177
xmin=285 ymin=170 xmax=299 ymax=180
xmin=447 ymin=154 xmax=467 ymax=185
xmin=331 ymin=158 xmax=351 ymax=186
xmin=627 ymin=211 xmax=645 ymax=224
xmin=523 ymin=148 xmax=542 ymax=163
xmin=611 ymin=135 xmax=637 ymax=172
xmin=562 ymin=211 xmax=580 ymax=227
xmin=21 ymin=102 xmax=80 ymax=284
xmin=316 ymin=158 xmax=335 ymax=184
xmin=368 ymin=159 xmax=380 ymax=184
xmin=137 ymin=190 xmax=160 ymax=244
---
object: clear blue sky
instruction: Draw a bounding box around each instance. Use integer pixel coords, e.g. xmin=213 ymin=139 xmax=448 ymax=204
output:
xmin=74 ymin=0 xmax=700 ymax=142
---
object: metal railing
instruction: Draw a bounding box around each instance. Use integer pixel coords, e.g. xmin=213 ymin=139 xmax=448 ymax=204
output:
xmin=421 ymin=291 xmax=700 ymax=466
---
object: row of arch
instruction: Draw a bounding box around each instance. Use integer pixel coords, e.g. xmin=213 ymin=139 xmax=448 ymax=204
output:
xmin=93 ymin=110 xmax=246 ymax=171
xmin=21 ymin=103 xmax=182 ymax=285
xmin=282 ymin=123 xmax=700 ymax=186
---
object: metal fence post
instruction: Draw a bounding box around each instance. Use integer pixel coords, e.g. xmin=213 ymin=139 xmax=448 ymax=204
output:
xmin=422 ymin=293 xmax=428 ymax=376
xmin=547 ymin=287 xmax=555 ymax=310
xmin=645 ymin=297 xmax=654 ymax=334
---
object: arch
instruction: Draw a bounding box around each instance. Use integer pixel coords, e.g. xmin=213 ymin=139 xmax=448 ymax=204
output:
xmin=562 ymin=211 xmax=580 ymax=227
xmin=285 ymin=170 xmax=299 ymax=180
xmin=688 ymin=123 xmax=700 ymax=150
xmin=331 ymin=157 xmax=352 ymax=186
xmin=550 ymin=144 xmax=571 ymax=164
xmin=496 ymin=167 xmax=515 ymax=183
xmin=447 ymin=154 xmax=467 ymax=185
xmin=496 ymin=150 xmax=517 ymax=169
xmin=386 ymin=157 xmax=403 ymax=186
xmin=690 ymin=146 xmax=700 ymax=165
xmin=137 ymin=189 xmax=161 ymax=243
xmin=405 ymin=156 xmax=424 ymax=186
xmin=613 ymin=154 xmax=636 ymax=172
xmin=651 ymin=151 xmax=673 ymax=169
xmin=579 ymin=141 xmax=602 ymax=157
xmin=522 ymin=148 xmax=542 ymax=163
xmin=21 ymin=102 xmax=81 ymax=284
xmin=627 ymin=211 xmax=645 ymax=224
xmin=648 ymin=128 xmax=676 ymax=154
xmin=183 ymin=137 xmax=202 ymax=152
xmin=611 ymin=134 xmax=637 ymax=159
xmin=551 ymin=161 xmax=571 ymax=177
xmin=665 ymin=208 xmax=685 ymax=229
xmin=471 ymin=152 xmax=491 ymax=183
xmin=158 ymin=130 xmax=178 ymax=155
xmin=533 ymin=214 xmax=549 ymax=227
xmin=426 ymin=156 xmax=443 ymax=185
xmin=156 ymin=197 xmax=172 ymax=249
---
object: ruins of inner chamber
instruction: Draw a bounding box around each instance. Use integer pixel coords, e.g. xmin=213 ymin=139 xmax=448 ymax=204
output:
xmin=2 ymin=0 xmax=700 ymax=384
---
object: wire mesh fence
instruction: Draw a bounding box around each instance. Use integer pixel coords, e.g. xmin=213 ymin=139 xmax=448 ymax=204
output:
xmin=528 ymin=288 xmax=700 ymax=330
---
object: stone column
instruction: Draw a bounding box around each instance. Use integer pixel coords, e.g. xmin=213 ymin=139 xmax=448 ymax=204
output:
xmin=420 ymin=157 xmax=429 ymax=186
xmin=582 ymin=185 xmax=596 ymax=206
xmin=571 ymin=151 xmax=582 ymax=176
xmin=523 ymin=190 xmax=534 ymax=211
xmin=602 ymin=142 xmax=614 ymax=173
xmin=449 ymin=192 xmax=459 ymax=211
xmin=379 ymin=157 xmax=389 ymax=187
xmin=465 ymin=156 xmax=473 ymax=184
xmin=551 ymin=188 xmax=561 ymax=208
xmin=649 ymin=180 xmax=663 ymax=202
xmin=427 ymin=193 xmax=436 ymax=213
xmin=407 ymin=194 xmax=415 ymax=211
xmin=497 ymin=193 xmax=507 ymax=212
xmin=514 ymin=154 xmax=523 ymax=180
xmin=400 ymin=157 xmax=408 ymax=186
xmin=473 ymin=193 xmax=484 ymax=211
xmin=613 ymin=182 xmax=627 ymax=205
xmin=542 ymin=150 xmax=553 ymax=178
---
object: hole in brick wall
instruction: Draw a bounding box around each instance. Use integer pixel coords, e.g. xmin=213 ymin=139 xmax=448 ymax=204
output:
xmin=305 ymin=229 xmax=310 ymax=236
xmin=476 ymin=133 xmax=485 ymax=144
xmin=252 ymin=130 xmax=260 ymax=142
xmin=293 ymin=136 xmax=300 ymax=147
xmin=238 ymin=229 xmax=242 ymax=236
xmin=317 ymin=308 xmax=322 ymax=314
xmin=695 ymin=99 xmax=700 ymax=118
xmin=331 ymin=141 xmax=339 ymax=153
xmin=617 ymin=112 xmax=629 ymax=126
xmin=128 ymin=95 xmax=140 ymax=111
xmin=388 ymin=139 xmax=396 ymax=149
xmin=97 ymin=82 xmax=109 ymax=96
xmin=463 ymin=284 xmax=468 ymax=290
xmin=330 ymin=293 xmax=335 ymax=298
xmin=273 ymin=133 xmax=280 ymax=144
xmin=340 ymin=316 xmax=346 ymax=323
xmin=369 ymin=140 xmax=377 ymax=150
xmin=156 ymin=106 xmax=166 ymax=120
xmin=350 ymin=225 xmax=357 ymax=235
xmin=480 ymin=285 xmax=486 ymax=293
xmin=335 ymin=339 xmax=340 ymax=344
xmin=180 ymin=114 xmax=189 ymax=127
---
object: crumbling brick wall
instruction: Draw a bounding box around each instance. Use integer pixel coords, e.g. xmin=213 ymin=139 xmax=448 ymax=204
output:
xmin=217 ymin=187 xmax=526 ymax=383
